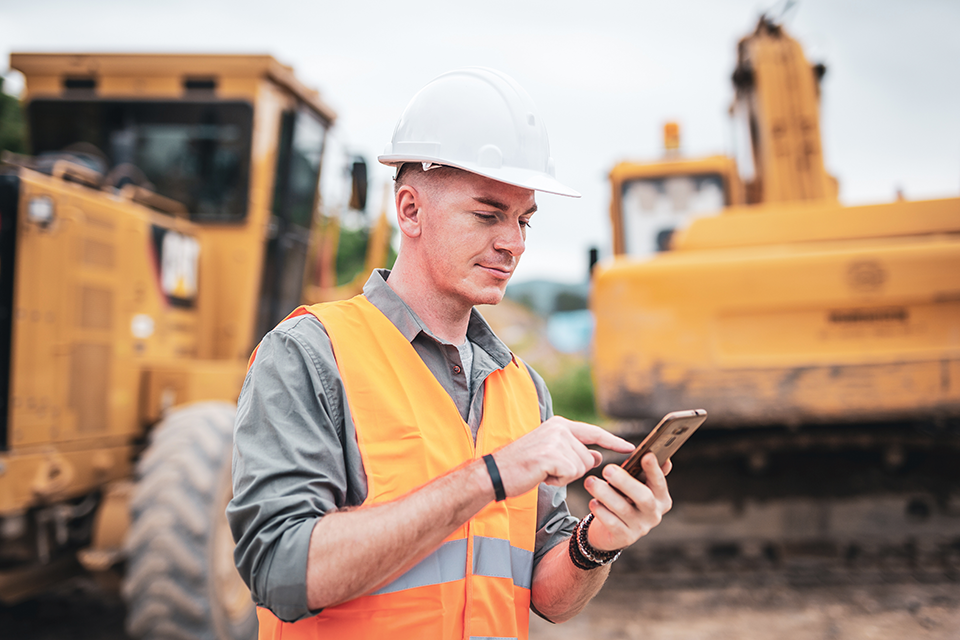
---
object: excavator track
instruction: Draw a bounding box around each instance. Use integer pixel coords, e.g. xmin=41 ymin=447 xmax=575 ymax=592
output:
xmin=574 ymin=421 xmax=960 ymax=588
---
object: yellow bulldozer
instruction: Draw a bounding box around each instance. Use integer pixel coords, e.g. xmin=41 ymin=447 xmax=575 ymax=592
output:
xmin=0 ymin=53 xmax=389 ymax=639
xmin=593 ymin=17 xmax=959 ymax=432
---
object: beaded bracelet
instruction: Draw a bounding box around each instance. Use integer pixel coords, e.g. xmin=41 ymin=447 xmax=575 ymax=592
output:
xmin=568 ymin=533 xmax=598 ymax=570
xmin=568 ymin=513 xmax=622 ymax=570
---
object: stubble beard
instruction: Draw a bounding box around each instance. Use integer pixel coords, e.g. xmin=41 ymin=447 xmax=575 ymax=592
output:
xmin=467 ymin=272 xmax=511 ymax=307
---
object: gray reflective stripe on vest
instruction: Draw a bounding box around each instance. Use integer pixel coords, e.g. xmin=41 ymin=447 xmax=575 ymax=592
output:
xmin=372 ymin=538 xmax=467 ymax=595
xmin=469 ymin=637 xmax=518 ymax=640
xmin=371 ymin=535 xmax=533 ymax=596
xmin=472 ymin=535 xmax=534 ymax=590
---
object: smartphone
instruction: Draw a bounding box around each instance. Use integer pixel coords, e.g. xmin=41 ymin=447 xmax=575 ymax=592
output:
xmin=620 ymin=409 xmax=707 ymax=479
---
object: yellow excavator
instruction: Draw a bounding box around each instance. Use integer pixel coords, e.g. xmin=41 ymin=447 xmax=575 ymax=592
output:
xmin=593 ymin=17 xmax=959 ymax=431
xmin=0 ymin=53 xmax=389 ymax=639
xmin=588 ymin=14 xmax=960 ymax=579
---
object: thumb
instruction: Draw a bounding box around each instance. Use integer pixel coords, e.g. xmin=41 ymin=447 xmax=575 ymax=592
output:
xmin=589 ymin=450 xmax=602 ymax=468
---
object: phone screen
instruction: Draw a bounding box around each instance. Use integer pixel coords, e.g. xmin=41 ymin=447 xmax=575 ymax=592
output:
xmin=620 ymin=409 xmax=707 ymax=479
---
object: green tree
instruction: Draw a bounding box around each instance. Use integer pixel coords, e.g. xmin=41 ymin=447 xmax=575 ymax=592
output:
xmin=554 ymin=290 xmax=587 ymax=312
xmin=335 ymin=225 xmax=398 ymax=286
xmin=545 ymin=362 xmax=598 ymax=423
xmin=0 ymin=78 xmax=28 ymax=155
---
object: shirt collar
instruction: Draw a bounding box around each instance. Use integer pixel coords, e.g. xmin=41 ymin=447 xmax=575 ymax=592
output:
xmin=362 ymin=269 xmax=514 ymax=369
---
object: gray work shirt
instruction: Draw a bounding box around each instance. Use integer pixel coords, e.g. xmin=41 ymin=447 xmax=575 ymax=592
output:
xmin=228 ymin=269 xmax=577 ymax=623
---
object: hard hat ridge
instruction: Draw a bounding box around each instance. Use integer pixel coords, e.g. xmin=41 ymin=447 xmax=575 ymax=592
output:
xmin=380 ymin=67 xmax=580 ymax=198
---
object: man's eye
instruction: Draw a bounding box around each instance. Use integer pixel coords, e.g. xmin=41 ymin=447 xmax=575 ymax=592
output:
xmin=520 ymin=219 xmax=533 ymax=229
xmin=474 ymin=212 xmax=496 ymax=222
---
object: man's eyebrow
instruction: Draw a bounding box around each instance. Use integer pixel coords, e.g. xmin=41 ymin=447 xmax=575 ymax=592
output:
xmin=473 ymin=196 xmax=538 ymax=215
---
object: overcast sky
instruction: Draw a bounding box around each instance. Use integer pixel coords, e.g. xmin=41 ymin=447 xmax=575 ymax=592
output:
xmin=2 ymin=0 xmax=958 ymax=284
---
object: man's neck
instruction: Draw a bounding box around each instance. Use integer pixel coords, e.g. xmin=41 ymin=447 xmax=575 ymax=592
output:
xmin=385 ymin=266 xmax=471 ymax=345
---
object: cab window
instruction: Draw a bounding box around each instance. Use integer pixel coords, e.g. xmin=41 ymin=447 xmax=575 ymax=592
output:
xmin=29 ymin=100 xmax=254 ymax=221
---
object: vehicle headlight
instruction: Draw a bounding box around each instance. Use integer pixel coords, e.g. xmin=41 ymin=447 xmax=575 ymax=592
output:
xmin=27 ymin=196 xmax=55 ymax=227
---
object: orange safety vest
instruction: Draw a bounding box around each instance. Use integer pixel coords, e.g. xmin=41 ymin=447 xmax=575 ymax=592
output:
xmin=255 ymin=295 xmax=541 ymax=640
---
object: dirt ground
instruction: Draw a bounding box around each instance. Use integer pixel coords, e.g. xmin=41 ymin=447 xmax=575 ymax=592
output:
xmin=530 ymin=580 xmax=960 ymax=640
xmin=3 ymin=576 xmax=958 ymax=640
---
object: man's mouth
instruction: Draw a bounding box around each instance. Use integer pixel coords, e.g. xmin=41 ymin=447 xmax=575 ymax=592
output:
xmin=477 ymin=264 xmax=514 ymax=279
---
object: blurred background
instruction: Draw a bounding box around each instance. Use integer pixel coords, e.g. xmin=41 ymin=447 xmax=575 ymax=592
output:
xmin=1 ymin=1 xmax=959 ymax=638
xmin=3 ymin=0 xmax=959 ymax=283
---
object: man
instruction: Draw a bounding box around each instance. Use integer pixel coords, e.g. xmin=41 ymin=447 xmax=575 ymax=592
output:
xmin=229 ymin=67 xmax=672 ymax=639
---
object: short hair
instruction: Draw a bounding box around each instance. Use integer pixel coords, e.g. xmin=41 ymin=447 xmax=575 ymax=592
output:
xmin=393 ymin=162 xmax=467 ymax=196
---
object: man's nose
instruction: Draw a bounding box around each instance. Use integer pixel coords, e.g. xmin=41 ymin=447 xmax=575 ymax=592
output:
xmin=494 ymin=221 xmax=525 ymax=256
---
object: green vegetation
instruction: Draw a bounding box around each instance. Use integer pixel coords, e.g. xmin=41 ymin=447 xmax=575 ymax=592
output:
xmin=553 ymin=290 xmax=587 ymax=312
xmin=335 ymin=225 xmax=397 ymax=286
xmin=544 ymin=361 xmax=598 ymax=424
xmin=0 ymin=78 xmax=28 ymax=155
xmin=514 ymin=292 xmax=537 ymax=313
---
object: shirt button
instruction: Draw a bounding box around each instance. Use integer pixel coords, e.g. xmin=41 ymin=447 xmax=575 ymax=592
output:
xmin=453 ymin=365 xmax=462 ymax=374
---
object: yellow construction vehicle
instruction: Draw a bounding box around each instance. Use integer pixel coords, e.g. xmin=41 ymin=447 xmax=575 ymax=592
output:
xmin=592 ymin=17 xmax=960 ymax=430
xmin=0 ymin=53 xmax=385 ymax=639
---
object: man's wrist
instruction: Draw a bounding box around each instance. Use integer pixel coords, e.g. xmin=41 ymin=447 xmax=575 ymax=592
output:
xmin=568 ymin=514 xmax=621 ymax=570
xmin=482 ymin=453 xmax=507 ymax=501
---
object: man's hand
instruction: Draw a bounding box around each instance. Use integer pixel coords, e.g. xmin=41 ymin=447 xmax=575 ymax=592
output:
xmin=528 ymin=444 xmax=673 ymax=623
xmin=491 ymin=417 xmax=636 ymax=497
xmin=582 ymin=452 xmax=673 ymax=551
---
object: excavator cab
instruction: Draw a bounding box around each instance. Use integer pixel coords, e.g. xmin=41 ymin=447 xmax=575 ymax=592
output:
xmin=609 ymin=141 xmax=742 ymax=257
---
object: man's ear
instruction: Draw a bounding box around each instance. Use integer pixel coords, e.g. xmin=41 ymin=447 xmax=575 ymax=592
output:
xmin=395 ymin=184 xmax=423 ymax=239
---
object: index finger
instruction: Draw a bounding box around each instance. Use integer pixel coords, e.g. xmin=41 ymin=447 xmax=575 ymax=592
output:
xmin=567 ymin=421 xmax=634 ymax=454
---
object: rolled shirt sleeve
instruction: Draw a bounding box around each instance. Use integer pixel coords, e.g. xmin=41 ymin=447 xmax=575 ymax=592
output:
xmin=228 ymin=316 xmax=362 ymax=622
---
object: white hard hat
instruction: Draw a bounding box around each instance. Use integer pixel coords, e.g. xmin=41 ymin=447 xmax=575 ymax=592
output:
xmin=379 ymin=67 xmax=580 ymax=198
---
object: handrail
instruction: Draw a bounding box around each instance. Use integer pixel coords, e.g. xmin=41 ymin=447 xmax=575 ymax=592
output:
xmin=52 ymin=160 xmax=102 ymax=188
xmin=118 ymin=184 xmax=188 ymax=218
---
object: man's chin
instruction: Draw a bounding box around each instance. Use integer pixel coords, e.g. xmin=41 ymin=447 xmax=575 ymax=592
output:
xmin=468 ymin=284 xmax=508 ymax=307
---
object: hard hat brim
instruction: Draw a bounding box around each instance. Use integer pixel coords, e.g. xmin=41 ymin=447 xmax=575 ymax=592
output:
xmin=379 ymin=155 xmax=581 ymax=198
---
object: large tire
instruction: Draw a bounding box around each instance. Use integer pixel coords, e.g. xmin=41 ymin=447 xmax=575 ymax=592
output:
xmin=123 ymin=402 xmax=257 ymax=640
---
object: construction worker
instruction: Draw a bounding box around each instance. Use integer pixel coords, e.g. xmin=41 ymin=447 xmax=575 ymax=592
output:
xmin=228 ymin=67 xmax=673 ymax=639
